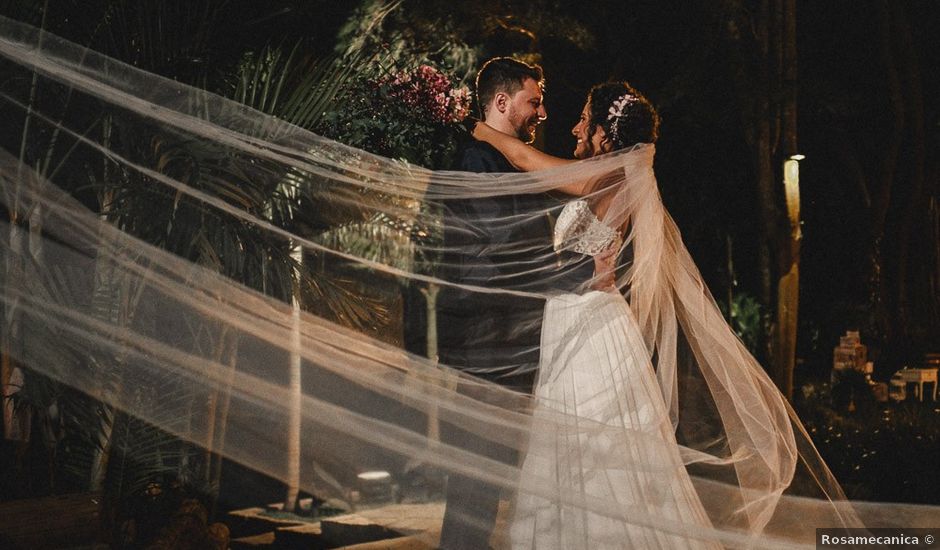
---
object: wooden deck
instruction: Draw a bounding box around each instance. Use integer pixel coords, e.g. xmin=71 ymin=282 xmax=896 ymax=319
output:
xmin=229 ymin=499 xmax=518 ymax=549
xmin=0 ymin=493 xmax=482 ymax=549
xmin=229 ymin=502 xmax=446 ymax=549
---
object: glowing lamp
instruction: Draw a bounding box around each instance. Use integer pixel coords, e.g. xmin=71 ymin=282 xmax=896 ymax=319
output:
xmin=783 ymin=158 xmax=801 ymax=239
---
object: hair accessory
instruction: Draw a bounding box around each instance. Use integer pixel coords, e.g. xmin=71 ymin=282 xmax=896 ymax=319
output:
xmin=607 ymin=93 xmax=637 ymax=143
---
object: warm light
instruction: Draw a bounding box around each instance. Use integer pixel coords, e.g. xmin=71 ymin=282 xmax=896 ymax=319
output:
xmin=783 ymin=159 xmax=801 ymax=238
xmin=357 ymin=471 xmax=391 ymax=481
xmin=789 ymin=154 xmax=806 ymax=161
xmin=785 ymin=159 xmax=800 ymax=182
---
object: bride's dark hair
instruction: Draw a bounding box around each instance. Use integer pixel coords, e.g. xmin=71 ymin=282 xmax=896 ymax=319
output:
xmin=587 ymin=81 xmax=660 ymax=151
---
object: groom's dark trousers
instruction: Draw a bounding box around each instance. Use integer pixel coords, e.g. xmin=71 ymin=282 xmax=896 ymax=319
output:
xmin=435 ymin=139 xmax=591 ymax=549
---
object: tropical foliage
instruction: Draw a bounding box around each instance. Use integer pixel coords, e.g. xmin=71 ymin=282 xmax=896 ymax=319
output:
xmin=319 ymin=63 xmax=471 ymax=168
xmin=0 ymin=0 xmax=472 ymax=543
xmin=720 ymin=293 xmax=763 ymax=354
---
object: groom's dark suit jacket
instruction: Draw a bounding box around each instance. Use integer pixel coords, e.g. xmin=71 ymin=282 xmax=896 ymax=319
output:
xmin=435 ymin=139 xmax=593 ymax=393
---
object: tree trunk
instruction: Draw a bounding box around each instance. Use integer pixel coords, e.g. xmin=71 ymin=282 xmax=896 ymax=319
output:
xmin=723 ymin=0 xmax=799 ymax=398
xmin=208 ymin=334 xmax=239 ymax=516
xmin=772 ymin=0 xmax=799 ymax=401
xmin=890 ymin=3 xmax=925 ymax=340
xmin=202 ymin=325 xmax=231 ymax=483
xmin=865 ymin=0 xmax=905 ymax=342
xmin=421 ymin=284 xmax=440 ymax=444
xmin=284 ymin=243 xmax=303 ymax=512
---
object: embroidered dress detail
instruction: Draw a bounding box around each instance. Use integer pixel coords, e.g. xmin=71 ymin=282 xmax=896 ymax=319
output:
xmin=554 ymin=199 xmax=619 ymax=256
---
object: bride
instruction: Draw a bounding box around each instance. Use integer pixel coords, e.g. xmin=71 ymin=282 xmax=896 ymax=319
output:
xmin=473 ymin=83 xmax=725 ymax=548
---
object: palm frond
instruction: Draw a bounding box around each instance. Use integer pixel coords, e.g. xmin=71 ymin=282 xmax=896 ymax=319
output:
xmin=233 ymin=39 xmax=386 ymax=133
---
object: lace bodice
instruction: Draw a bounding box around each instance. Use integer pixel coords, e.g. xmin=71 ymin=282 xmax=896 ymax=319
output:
xmin=554 ymin=200 xmax=619 ymax=256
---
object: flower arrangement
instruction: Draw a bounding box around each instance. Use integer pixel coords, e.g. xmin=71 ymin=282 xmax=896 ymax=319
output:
xmin=320 ymin=63 xmax=472 ymax=169
xmin=380 ymin=65 xmax=471 ymax=125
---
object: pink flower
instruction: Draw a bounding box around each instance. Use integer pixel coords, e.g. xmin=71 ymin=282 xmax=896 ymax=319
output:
xmin=372 ymin=64 xmax=472 ymax=124
xmin=448 ymin=87 xmax=472 ymax=122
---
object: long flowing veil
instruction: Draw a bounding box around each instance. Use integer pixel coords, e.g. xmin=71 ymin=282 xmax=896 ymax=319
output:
xmin=1 ymin=15 xmax=937 ymax=549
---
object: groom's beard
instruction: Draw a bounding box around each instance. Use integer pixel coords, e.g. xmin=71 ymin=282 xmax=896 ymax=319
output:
xmin=519 ymin=116 xmax=542 ymax=143
xmin=517 ymin=126 xmax=536 ymax=143
xmin=509 ymin=109 xmax=541 ymax=143
xmin=515 ymin=118 xmax=540 ymax=143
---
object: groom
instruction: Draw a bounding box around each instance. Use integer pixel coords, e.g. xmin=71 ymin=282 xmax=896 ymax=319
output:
xmin=436 ymin=57 xmax=591 ymax=550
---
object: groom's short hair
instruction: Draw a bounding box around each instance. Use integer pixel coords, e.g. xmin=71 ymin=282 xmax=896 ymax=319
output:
xmin=475 ymin=57 xmax=544 ymax=119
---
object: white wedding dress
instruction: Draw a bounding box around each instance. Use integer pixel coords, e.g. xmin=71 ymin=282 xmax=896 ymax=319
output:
xmin=509 ymin=201 xmax=718 ymax=549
